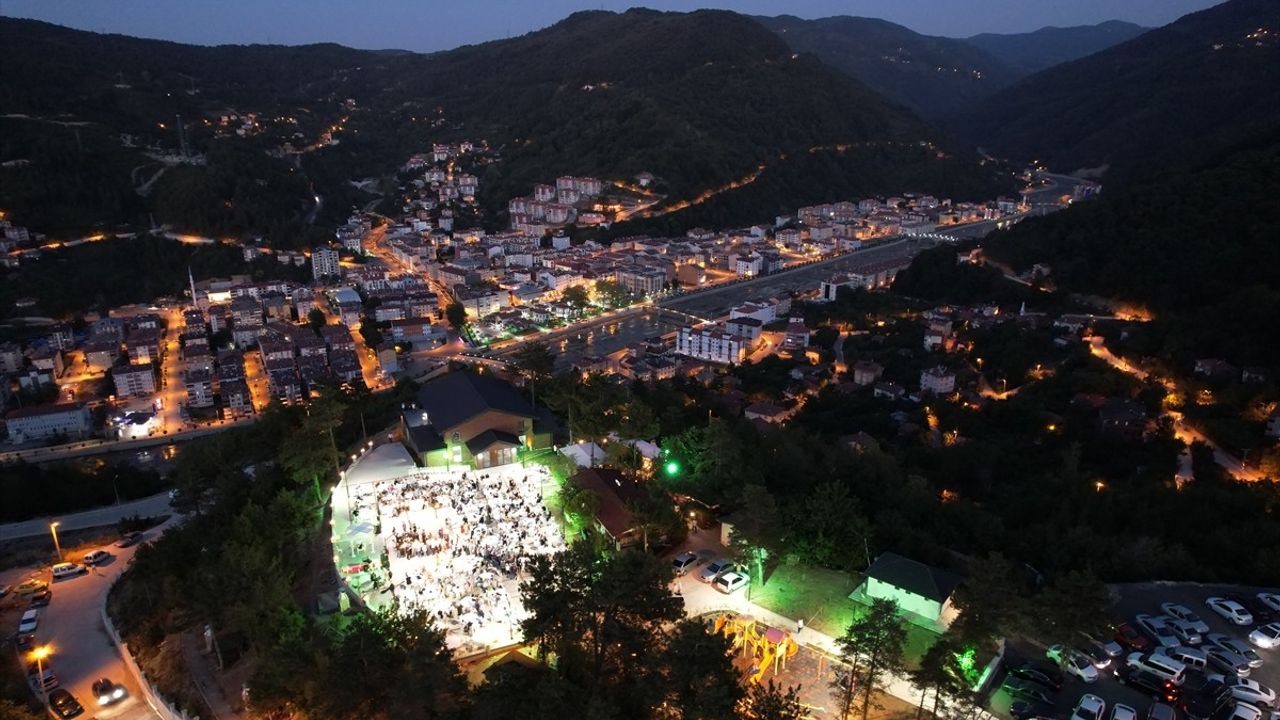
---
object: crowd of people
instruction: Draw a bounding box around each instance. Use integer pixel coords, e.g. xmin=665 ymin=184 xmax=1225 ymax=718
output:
xmin=363 ymin=465 xmax=564 ymax=648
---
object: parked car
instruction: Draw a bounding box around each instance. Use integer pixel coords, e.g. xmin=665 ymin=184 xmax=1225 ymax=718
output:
xmin=1226 ymin=703 xmax=1264 ymax=720
xmin=1049 ymin=645 xmax=1100 ymax=683
xmin=115 ymin=532 xmax=143 ymax=548
xmin=13 ymin=578 xmax=47 ymax=595
xmin=1207 ymin=598 xmax=1254 ymax=626
xmin=671 ymin=552 xmax=699 ymax=576
xmin=1205 ymin=674 xmax=1277 ymax=709
xmin=48 ymin=688 xmax=84 ymax=718
xmin=17 ymin=609 xmax=39 ymax=633
xmin=713 ymin=571 xmax=748 ymax=595
xmin=1011 ymin=700 xmax=1055 ymax=720
xmin=1259 ymin=594 xmax=1280 ymax=614
xmin=1155 ymin=645 xmax=1209 ymax=672
xmin=1147 ymin=703 xmax=1178 ymax=720
xmin=1163 ymin=603 xmax=1212 ymax=635
xmin=1205 ymin=648 xmax=1253 ymax=678
xmin=82 ymin=550 xmax=111 ymax=566
xmin=1117 ymin=622 xmax=1154 ymax=652
xmin=1168 ymin=619 xmax=1204 ymax=646
xmin=28 ymin=588 xmax=51 ymax=608
xmin=26 ymin=664 xmax=58 ymax=692
xmin=1228 ymin=594 xmax=1276 ymax=625
xmin=1248 ymin=623 xmax=1280 ymax=650
xmin=699 ymin=558 xmax=734 ymax=583
xmin=1071 ymin=694 xmax=1107 ymax=720
xmin=1003 ymin=678 xmax=1056 ymax=706
xmin=1007 ymin=664 xmax=1064 ymax=690
xmin=1112 ymin=704 xmax=1139 ymax=720
xmin=1115 ymin=663 xmax=1181 ymax=703
xmin=1127 ymin=652 xmax=1189 ymax=686
xmin=14 ymin=634 xmax=36 ymax=651
xmin=1179 ymin=679 xmax=1234 ymax=720
xmin=51 ymin=562 xmax=86 ymax=580
xmin=1008 ymin=664 xmax=1064 ymax=690
xmin=0 ymin=584 xmax=9 ymax=598
xmin=1081 ymin=642 xmax=1115 ymax=669
xmin=92 ymin=678 xmax=126 ymax=706
xmin=1137 ymin=614 xmax=1182 ymax=648
xmin=1084 ymin=634 xmax=1124 ymax=659
xmin=1207 ymin=634 xmax=1264 ymax=669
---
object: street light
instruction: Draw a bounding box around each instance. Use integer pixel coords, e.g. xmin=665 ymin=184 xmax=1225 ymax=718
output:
xmin=48 ymin=521 xmax=63 ymax=562
xmin=30 ymin=644 xmax=52 ymax=709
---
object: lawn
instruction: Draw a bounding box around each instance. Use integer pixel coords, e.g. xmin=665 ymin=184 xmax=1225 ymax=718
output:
xmin=750 ymin=563 xmax=941 ymax=669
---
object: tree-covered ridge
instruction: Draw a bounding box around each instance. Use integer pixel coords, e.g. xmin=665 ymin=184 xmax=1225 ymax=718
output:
xmin=947 ymin=0 xmax=1280 ymax=184
xmin=755 ymin=14 xmax=1018 ymax=122
xmin=985 ymin=129 xmax=1280 ymax=371
xmin=963 ymin=20 xmax=1149 ymax=76
xmin=0 ymin=10 xmax=1005 ymax=239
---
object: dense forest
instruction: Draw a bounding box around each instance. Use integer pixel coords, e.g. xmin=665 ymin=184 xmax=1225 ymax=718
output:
xmin=947 ymin=0 xmax=1280 ymax=184
xmin=985 ymin=130 xmax=1280 ymax=372
xmin=0 ymin=234 xmax=311 ymax=320
xmin=0 ymin=10 xmax=1007 ymax=240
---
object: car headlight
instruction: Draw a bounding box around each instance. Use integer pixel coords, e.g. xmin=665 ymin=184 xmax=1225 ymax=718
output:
xmin=114 ymin=687 xmax=125 ymax=698
xmin=98 ymin=695 xmax=111 ymax=705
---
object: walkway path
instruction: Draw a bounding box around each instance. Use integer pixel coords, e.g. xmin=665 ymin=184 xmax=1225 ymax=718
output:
xmin=0 ymin=492 xmax=172 ymax=541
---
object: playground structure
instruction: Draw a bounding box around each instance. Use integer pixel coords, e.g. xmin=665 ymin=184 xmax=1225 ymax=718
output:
xmin=712 ymin=612 xmax=799 ymax=684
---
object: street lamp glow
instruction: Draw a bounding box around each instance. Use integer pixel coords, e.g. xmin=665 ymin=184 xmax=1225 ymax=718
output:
xmin=48 ymin=521 xmax=63 ymax=562
xmin=30 ymin=644 xmax=52 ymax=661
xmin=663 ymin=460 xmax=681 ymax=477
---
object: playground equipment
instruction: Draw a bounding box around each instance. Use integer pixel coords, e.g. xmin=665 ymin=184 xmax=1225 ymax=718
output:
xmin=712 ymin=612 xmax=800 ymax=683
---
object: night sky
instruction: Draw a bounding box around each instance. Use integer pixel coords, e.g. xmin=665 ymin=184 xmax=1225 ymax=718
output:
xmin=2 ymin=0 xmax=1224 ymax=51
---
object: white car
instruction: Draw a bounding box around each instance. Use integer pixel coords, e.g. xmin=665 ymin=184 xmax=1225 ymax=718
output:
xmin=1111 ymin=704 xmax=1138 ymax=720
xmin=1162 ymin=603 xmax=1211 ymax=635
xmin=1248 ymin=623 xmax=1280 ymax=650
xmin=1168 ymin=619 xmax=1203 ymax=646
xmin=1137 ymin=614 xmax=1181 ymax=648
xmin=671 ymin=551 xmax=699 ymax=576
xmin=1208 ymin=634 xmax=1265 ymax=668
xmin=18 ymin=609 xmax=39 ymax=633
xmin=1228 ymin=703 xmax=1264 ymax=720
xmin=1048 ymin=645 xmax=1100 ymax=683
xmin=713 ymin=571 xmax=748 ymax=595
xmin=1206 ymin=675 xmax=1277 ymax=709
xmin=1071 ymin=694 xmax=1107 ymax=720
xmin=1207 ymin=597 xmax=1255 ymax=626
xmin=1259 ymin=594 xmax=1280 ymax=614
xmin=83 ymin=549 xmax=111 ymax=566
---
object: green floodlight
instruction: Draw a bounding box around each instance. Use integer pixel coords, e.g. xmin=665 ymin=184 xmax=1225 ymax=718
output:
xmin=664 ymin=460 xmax=681 ymax=477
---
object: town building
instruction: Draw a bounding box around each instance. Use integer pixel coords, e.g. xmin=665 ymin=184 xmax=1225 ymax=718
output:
xmin=920 ymin=366 xmax=956 ymax=395
xmin=400 ymin=371 xmax=551 ymax=469
xmin=112 ymin=364 xmax=157 ymax=399
xmin=572 ymin=467 xmax=652 ymax=550
xmin=312 ymin=246 xmax=341 ymax=280
xmin=853 ymin=551 xmax=962 ymax=628
xmin=851 ymin=360 xmax=883 ymax=386
xmin=676 ymin=326 xmax=748 ymax=365
xmin=4 ymin=402 xmax=92 ymax=442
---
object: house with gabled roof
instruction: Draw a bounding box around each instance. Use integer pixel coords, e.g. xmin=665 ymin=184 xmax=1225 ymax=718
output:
xmin=853 ymin=551 xmax=963 ymax=629
xmin=401 ymin=371 xmax=552 ymax=469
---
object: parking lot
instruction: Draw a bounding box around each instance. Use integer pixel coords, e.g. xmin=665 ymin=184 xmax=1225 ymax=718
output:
xmin=990 ymin=584 xmax=1280 ymax=720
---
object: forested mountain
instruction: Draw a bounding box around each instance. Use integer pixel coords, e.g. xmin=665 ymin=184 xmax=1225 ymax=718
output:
xmin=754 ymin=15 xmax=1016 ymax=122
xmin=948 ymin=0 xmax=1280 ymax=184
xmin=963 ymin=20 xmax=1148 ymax=76
xmin=985 ymin=128 xmax=1280 ymax=371
xmin=0 ymin=11 xmax=1008 ymax=241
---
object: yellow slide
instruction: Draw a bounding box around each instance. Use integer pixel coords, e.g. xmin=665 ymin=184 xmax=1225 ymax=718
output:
xmin=749 ymin=644 xmax=774 ymax=684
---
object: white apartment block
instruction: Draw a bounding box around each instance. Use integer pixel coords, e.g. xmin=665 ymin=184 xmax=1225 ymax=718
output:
xmin=920 ymin=366 xmax=956 ymax=395
xmin=112 ymin=364 xmax=157 ymax=399
xmin=312 ymin=246 xmax=341 ymax=280
xmin=676 ymin=326 xmax=748 ymax=365
xmin=4 ymin=402 xmax=92 ymax=441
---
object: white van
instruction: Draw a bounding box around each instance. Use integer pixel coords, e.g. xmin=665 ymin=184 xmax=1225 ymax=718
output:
xmin=1127 ymin=652 xmax=1188 ymax=686
xmin=51 ymin=562 xmax=85 ymax=579
xmin=18 ymin=609 xmax=39 ymax=633
xmin=1155 ymin=646 xmax=1208 ymax=672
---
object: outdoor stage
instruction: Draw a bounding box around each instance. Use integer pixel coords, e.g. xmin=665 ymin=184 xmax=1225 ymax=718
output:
xmin=331 ymin=442 xmax=564 ymax=654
